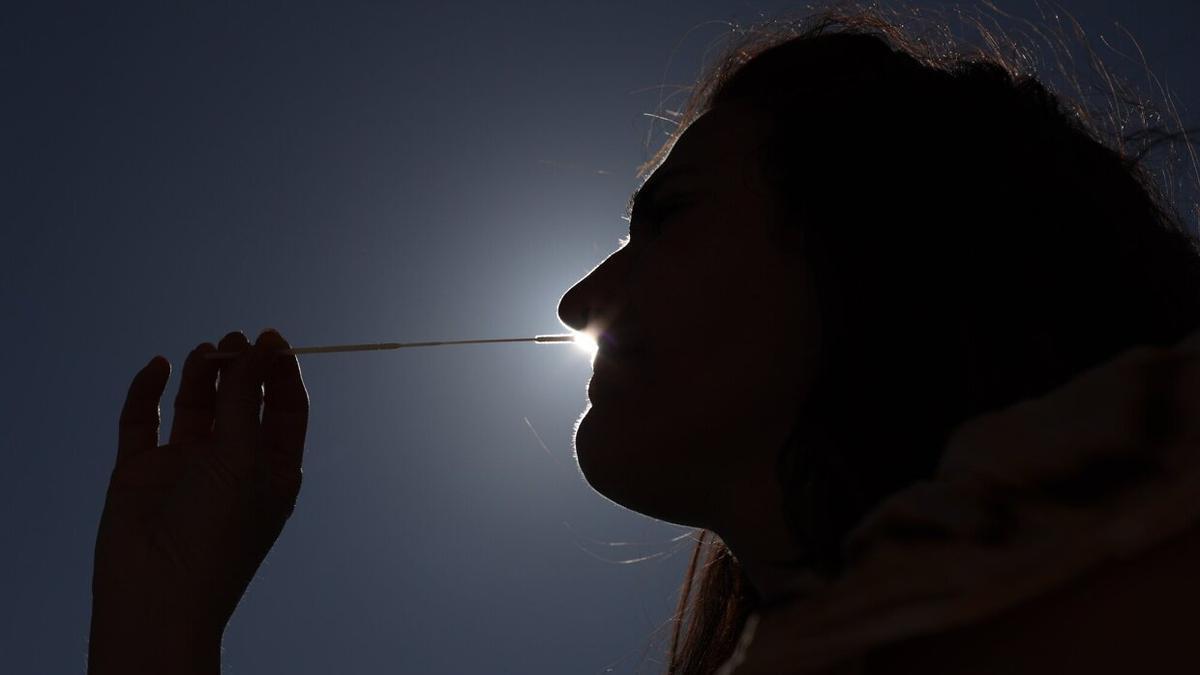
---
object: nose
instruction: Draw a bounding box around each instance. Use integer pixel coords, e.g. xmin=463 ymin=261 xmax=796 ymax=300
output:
xmin=556 ymin=249 xmax=628 ymax=335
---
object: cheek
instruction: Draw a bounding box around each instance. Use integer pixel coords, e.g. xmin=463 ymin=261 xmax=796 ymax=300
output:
xmin=642 ymin=231 xmax=800 ymax=401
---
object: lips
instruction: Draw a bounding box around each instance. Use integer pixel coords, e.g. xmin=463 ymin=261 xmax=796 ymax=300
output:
xmin=588 ymin=343 xmax=646 ymax=403
xmin=588 ymin=354 xmax=628 ymax=402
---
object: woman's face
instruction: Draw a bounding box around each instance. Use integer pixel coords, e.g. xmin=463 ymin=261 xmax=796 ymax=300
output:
xmin=556 ymin=102 xmax=823 ymax=530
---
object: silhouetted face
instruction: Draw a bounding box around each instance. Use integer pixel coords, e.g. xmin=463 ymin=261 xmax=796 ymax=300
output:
xmin=556 ymin=102 xmax=822 ymax=529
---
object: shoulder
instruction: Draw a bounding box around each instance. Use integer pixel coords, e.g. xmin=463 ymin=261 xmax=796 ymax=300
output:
xmin=724 ymin=337 xmax=1200 ymax=675
xmin=864 ymin=521 xmax=1200 ymax=674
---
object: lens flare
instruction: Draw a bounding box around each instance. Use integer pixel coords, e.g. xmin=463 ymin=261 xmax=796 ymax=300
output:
xmin=573 ymin=330 xmax=599 ymax=357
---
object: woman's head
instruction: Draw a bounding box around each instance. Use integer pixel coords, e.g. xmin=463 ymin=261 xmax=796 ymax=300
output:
xmin=559 ymin=8 xmax=1200 ymax=575
xmin=563 ymin=6 xmax=1200 ymax=672
xmin=560 ymin=11 xmax=1200 ymax=671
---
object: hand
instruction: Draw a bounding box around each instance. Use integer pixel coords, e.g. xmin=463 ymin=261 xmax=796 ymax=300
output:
xmin=89 ymin=329 xmax=309 ymax=674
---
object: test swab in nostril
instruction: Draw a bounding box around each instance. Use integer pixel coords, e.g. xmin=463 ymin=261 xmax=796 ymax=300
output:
xmin=202 ymin=334 xmax=578 ymax=360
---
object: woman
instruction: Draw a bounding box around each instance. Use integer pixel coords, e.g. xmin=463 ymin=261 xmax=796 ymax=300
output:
xmin=90 ymin=8 xmax=1200 ymax=674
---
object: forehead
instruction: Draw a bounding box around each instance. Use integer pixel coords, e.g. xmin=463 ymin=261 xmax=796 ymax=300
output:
xmin=653 ymin=102 xmax=768 ymax=175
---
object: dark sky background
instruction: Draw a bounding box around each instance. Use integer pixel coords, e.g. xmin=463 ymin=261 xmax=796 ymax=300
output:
xmin=3 ymin=1 xmax=1197 ymax=673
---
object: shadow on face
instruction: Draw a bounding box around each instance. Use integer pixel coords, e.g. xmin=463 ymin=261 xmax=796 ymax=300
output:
xmin=556 ymin=102 xmax=822 ymax=529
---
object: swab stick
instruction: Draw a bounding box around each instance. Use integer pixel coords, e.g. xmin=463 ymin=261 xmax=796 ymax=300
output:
xmin=202 ymin=334 xmax=577 ymax=360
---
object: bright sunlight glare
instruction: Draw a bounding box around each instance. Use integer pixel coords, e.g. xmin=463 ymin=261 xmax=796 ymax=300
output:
xmin=573 ymin=330 xmax=599 ymax=357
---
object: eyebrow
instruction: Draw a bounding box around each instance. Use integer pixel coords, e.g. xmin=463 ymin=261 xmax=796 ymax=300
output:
xmin=625 ymin=166 xmax=700 ymax=222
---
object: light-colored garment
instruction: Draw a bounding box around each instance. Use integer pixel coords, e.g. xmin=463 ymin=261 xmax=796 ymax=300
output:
xmin=717 ymin=337 xmax=1200 ymax=674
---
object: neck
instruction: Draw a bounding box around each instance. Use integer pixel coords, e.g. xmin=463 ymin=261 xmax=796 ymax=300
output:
xmin=710 ymin=473 xmax=817 ymax=608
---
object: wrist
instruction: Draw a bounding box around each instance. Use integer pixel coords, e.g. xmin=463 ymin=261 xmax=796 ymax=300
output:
xmin=88 ymin=609 xmax=223 ymax=675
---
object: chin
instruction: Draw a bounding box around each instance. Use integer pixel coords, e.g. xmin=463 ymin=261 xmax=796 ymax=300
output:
xmin=571 ymin=404 xmax=708 ymax=528
xmin=572 ymin=404 xmax=626 ymax=499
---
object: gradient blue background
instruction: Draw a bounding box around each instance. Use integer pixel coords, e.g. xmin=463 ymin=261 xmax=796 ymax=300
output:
xmin=3 ymin=1 xmax=1197 ymax=673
